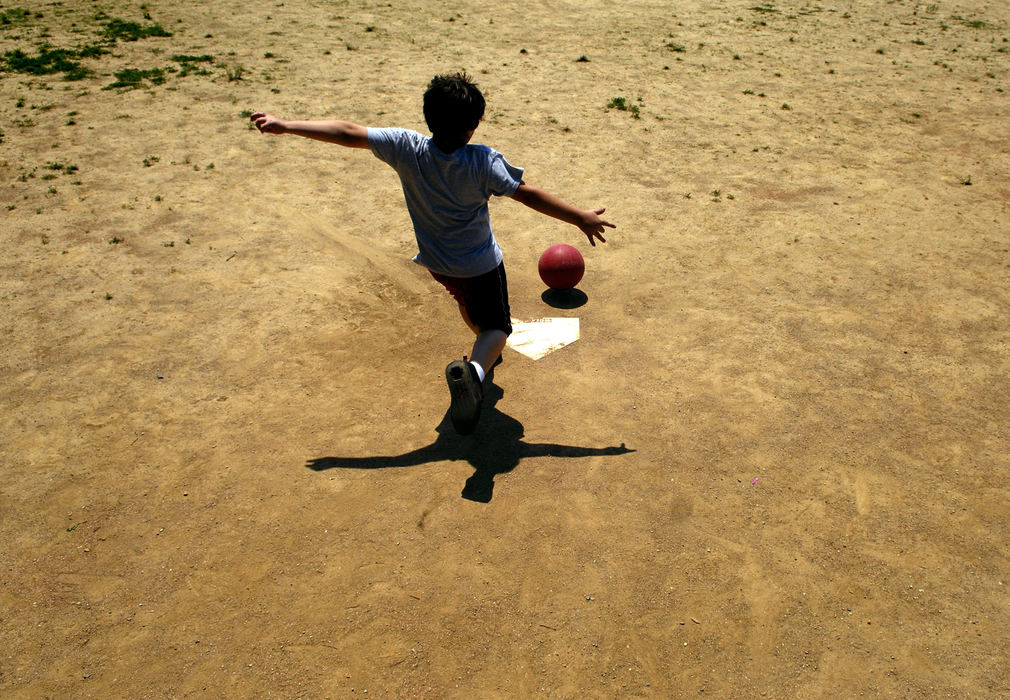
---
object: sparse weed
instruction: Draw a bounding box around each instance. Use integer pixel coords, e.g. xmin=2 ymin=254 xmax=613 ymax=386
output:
xmin=606 ymin=96 xmax=644 ymax=118
xmin=952 ymin=16 xmax=995 ymax=30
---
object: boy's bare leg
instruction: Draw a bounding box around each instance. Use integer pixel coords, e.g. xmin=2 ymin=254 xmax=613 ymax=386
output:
xmin=470 ymin=330 xmax=507 ymax=377
xmin=457 ymin=303 xmax=479 ymax=335
xmin=456 ymin=302 xmax=505 ymax=378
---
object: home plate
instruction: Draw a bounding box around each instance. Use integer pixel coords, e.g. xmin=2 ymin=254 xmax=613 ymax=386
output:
xmin=507 ymin=317 xmax=580 ymax=360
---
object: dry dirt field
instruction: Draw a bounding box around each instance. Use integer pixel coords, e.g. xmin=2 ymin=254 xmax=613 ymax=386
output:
xmin=2 ymin=0 xmax=1009 ymax=696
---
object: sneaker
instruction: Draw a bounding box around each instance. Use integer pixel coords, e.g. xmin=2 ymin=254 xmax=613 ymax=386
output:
xmin=445 ymin=359 xmax=483 ymax=435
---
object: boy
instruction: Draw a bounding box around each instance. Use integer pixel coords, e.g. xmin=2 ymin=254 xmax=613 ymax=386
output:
xmin=251 ymin=72 xmax=614 ymax=435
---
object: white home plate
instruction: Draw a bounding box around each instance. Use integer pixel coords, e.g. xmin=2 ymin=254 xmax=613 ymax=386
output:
xmin=507 ymin=317 xmax=580 ymax=360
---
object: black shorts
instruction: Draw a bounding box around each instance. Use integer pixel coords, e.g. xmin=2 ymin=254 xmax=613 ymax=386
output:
xmin=430 ymin=262 xmax=512 ymax=335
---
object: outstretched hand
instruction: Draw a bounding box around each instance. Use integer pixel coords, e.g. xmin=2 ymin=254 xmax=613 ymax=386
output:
xmin=578 ymin=208 xmax=616 ymax=246
xmin=250 ymin=112 xmax=287 ymax=134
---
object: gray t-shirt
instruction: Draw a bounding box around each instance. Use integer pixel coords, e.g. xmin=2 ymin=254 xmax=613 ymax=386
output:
xmin=368 ymin=127 xmax=524 ymax=278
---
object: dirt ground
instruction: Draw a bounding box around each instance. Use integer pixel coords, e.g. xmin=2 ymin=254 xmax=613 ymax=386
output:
xmin=2 ymin=0 xmax=1009 ymax=696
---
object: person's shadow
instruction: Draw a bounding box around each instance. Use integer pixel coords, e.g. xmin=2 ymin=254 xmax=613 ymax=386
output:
xmin=306 ymin=377 xmax=634 ymax=503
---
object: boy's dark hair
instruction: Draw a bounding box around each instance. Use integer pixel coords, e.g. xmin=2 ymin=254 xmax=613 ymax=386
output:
xmin=423 ymin=72 xmax=485 ymax=151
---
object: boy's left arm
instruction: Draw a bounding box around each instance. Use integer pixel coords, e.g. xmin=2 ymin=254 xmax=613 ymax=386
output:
xmin=510 ymin=183 xmax=615 ymax=246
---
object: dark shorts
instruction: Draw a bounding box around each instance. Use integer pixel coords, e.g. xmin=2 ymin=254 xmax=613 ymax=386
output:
xmin=430 ymin=262 xmax=512 ymax=336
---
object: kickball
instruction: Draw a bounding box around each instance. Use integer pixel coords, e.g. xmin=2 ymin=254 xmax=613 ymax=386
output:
xmin=538 ymin=244 xmax=585 ymax=290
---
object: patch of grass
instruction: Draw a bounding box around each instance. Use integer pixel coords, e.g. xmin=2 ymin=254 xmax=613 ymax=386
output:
xmin=750 ymin=5 xmax=779 ymax=13
xmin=171 ymin=53 xmax=213 ymax=63
xmin=142 ymin=155 xmax=160 ymax=167
xmin=1 ymin=46 xmax=103 ymax=80
xmin=172 ymin=54 xmax=213 ymax=77
xmin=104 ymin=67 xmax=165 ymax=90
xmin=0 ymin=7 xmax=32 ymax=26
xmin=46 ymin=161 xmax=78 ymax=174
xmin=103 ymin=18 xmax=172 ymax=42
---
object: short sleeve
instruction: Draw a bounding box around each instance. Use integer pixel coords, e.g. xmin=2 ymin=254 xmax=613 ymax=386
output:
xmin=368 ymin=127 xmax=408 ymax=167
xmin=485 ymin=151 xmax=524 ymax=198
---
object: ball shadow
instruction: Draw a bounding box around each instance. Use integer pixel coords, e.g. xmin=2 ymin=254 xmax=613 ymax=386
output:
xmin=541 ymin=287 xmax=588 ymax=309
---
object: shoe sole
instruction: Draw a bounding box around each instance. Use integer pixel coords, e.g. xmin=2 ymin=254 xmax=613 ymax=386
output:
xmin=445 ymin=360 xmax=482 ymax=435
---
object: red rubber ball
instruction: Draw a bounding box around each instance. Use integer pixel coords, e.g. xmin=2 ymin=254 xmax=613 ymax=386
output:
xmin=538 ymin=244 xmax=585 ymax=290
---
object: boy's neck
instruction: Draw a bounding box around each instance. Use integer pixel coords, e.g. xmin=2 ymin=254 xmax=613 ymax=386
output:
xmin=433 ymin=136 xmax=463 ymax=153
xmin=433 ymin=128 xmax=477 ymax=154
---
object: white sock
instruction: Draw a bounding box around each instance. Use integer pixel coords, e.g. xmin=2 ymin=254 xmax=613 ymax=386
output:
xmin=470 ymin=361 xmax=485 ymax=382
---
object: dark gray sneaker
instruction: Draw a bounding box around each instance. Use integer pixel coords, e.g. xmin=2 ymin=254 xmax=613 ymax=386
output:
xmin=445 ymin=359 xmax=483 ymax=435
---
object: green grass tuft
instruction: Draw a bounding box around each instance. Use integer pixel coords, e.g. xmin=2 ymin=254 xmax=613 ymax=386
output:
xmin=103 ymin=18 xmax=172 ymax=41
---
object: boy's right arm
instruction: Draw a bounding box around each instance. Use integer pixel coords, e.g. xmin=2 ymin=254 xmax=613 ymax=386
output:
xmin=250 ymin=113 xmax=370 ymax=149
